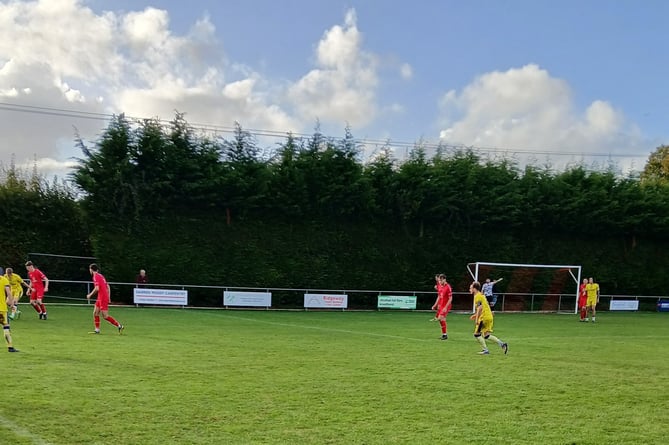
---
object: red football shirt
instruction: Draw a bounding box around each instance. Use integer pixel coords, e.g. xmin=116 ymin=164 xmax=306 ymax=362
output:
xmin=578 ymin=283 xmax=587 ymax=305
xmin=438 ymin=283 xmax=452 ymax=308
xmin=93 ymin=272 xmax=109 ymax=301
xmin=29 ymin=268 xmax=47 ymax=291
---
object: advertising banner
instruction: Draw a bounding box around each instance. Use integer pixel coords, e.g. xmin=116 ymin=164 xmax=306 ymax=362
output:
xmin=304 ymin=293 xmax=348 ymax=309
xmin=609 ymin=300 xmax=639 ymax=311
xmin=134 ymin=288 xmax=188 ymax=306
xmin=377 ymin=295 xmax=417 ymax=309
xmin=224 ymin=291 xmax=272 ymax=307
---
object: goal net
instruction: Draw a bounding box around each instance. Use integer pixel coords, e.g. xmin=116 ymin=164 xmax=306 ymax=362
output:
xmin=467 ymin=262 xmax=581 ymax=313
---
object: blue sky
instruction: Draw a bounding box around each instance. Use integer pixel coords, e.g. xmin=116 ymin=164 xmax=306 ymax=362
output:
xmin=1 ymin=0 xmax=667 ymax=177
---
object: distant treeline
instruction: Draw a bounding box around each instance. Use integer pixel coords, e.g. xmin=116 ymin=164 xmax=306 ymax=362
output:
xmin=2 ymin=113 xmax=668 ymax=303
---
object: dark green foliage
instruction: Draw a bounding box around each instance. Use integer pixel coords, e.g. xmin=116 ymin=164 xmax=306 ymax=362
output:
xmin=71 ymin=114 xmax=138 ymax=227
xmin=0 ymin=162 xmax=91 ymax=272
xmin=34 ymin=113 xmax=669 ymax=303
xmin=218 ymin=122 xmax=272 ymax=219
xmin=266 ymin=124 xmax=371 ymax=220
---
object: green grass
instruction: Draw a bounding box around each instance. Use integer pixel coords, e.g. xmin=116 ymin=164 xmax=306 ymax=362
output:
xmin=2 ymin=307 xmax=667 ymax=444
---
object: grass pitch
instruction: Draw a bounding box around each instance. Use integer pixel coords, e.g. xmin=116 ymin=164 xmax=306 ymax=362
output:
xmin=2 ymin=306 xmax=667 ymax=444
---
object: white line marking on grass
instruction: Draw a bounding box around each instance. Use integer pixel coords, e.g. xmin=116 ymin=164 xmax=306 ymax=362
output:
xmin=0 ymin=414 xmax=53 ymax=445
xmin=216 ymin=313 xmax=435 ymax=342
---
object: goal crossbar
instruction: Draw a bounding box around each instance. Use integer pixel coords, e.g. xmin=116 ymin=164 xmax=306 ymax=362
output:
xmin=467 ymin=262 xmax=582 ymax=313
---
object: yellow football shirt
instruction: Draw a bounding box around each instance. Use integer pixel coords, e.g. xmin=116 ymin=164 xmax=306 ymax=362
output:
xmin=585 ymin=283 xmax=599 ymax=298
xmin=0 ymin=275 xmax=10 ymax=312
xmin=474 ymin=291 xmax=493 ymax=320
xmin=6 ymin=273 xmax=24 ymax=293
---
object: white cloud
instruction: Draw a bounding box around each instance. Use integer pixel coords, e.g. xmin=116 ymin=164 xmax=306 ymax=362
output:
xmin=400 ymin=63 xmax=413 ymax=80
xmin=0 ymin=0 xmax=120 ymax=177
xmin=0 ymin=87 xmax=18 ymax=97
xmin=0 ymin=2 xmax=393 ymax=179
xmin=288 ymin=8 xmax=379 ymax=129
xmin=122 ymin=7 xmax=170 ymax=49
xmin=0 ymin=0 xmax=122 ymax=82
xmin=222 ymin=79 xmax=256 ymax=101
xmin=438 ymin=64 xmax=643 ymax=169
xmin=0 ymin=1 xmax=296 ymax=178
xmin=0 ymin=54 xmax=108 ymax=171
xmin=57 ymin=79 xmax=85 ymax=103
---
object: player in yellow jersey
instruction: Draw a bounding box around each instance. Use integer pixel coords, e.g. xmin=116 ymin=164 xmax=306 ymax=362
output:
xmin=584 ymin=277 xmax=600 ymax=322
xmin=469 ymin=281 xmax=508 ymax=355
xmin=5 ymin=267 xmax=29 ymax=320
xmin=0 ymin=267 xmax=19 ymax=352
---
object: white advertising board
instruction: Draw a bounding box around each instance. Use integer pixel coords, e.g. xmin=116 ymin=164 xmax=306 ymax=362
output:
xmin=609 ymin=300 xmax=639 ymax=311
xmin=224 ymin=291 xmax=272 ymax=307
xmin=134 ymin=288 xmax=188 ymax=305
xmin=304 ymin=293 xmax=348 ymax=309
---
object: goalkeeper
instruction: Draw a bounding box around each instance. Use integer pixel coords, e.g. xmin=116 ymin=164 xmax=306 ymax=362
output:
xmin=482 ymin=277 xmax=502 ymax=308
xmin=4 ymin=267 xmax=29 ymax=320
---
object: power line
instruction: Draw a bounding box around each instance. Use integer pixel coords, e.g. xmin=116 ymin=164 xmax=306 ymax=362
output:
xmin=0 ymin=101 xmax=649 ymax=160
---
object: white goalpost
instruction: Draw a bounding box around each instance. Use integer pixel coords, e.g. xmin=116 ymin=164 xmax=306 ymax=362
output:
xmin=467 ymin=261 xmax=582 ymax=313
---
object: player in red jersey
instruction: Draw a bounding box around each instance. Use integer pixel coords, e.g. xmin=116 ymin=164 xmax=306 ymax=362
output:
xmin=430 ymin=274 xmax=441 ymax=321
xmin=86 ymin=264 xmax=124 ymax=334
xmin=578 ymin=278 xmax=588 ymax=321
xmin=25 ymin=261 xmax=49 ymax=320
xmin=431 ymin=274 xmax=453 ymax=340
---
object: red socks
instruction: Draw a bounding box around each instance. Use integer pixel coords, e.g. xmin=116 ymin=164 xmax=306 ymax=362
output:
xmin=439 ymin=320 xmax=447 ymax=334
xmin=94 ymin=315 xmax=120 ymax=330
xmin=104 ymin=316 xmax=120 ymax=327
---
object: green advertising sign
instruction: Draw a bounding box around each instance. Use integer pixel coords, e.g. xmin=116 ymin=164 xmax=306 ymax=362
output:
xmin=377 ymin=295 xmax=417 ymax=310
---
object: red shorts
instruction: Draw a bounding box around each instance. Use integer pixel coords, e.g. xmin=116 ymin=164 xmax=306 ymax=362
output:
xmin=95 ymin=298 xmax=110 ymax=311
xmin=437 ymin=304 xmax=452 ymax=317
xmin=578 ymin=296 xmax=587 ymax=308
xmin=30 ymin=288 xmax=45 ymax=300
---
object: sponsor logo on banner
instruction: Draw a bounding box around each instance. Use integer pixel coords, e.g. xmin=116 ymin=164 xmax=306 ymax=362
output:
xmin=134 ymin=288 xmax=188 ymax=305
xmin=377 ymin=295 xmax=417 ymax=309
xmin=224 ymin=291 xmax=272 ymax=307
xmin=304 ymin=293 xmax=348 ymax=309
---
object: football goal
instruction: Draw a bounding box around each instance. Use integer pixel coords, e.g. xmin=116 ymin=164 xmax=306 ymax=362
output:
xmin=467 ymin=262 xmax=582 ymax=313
